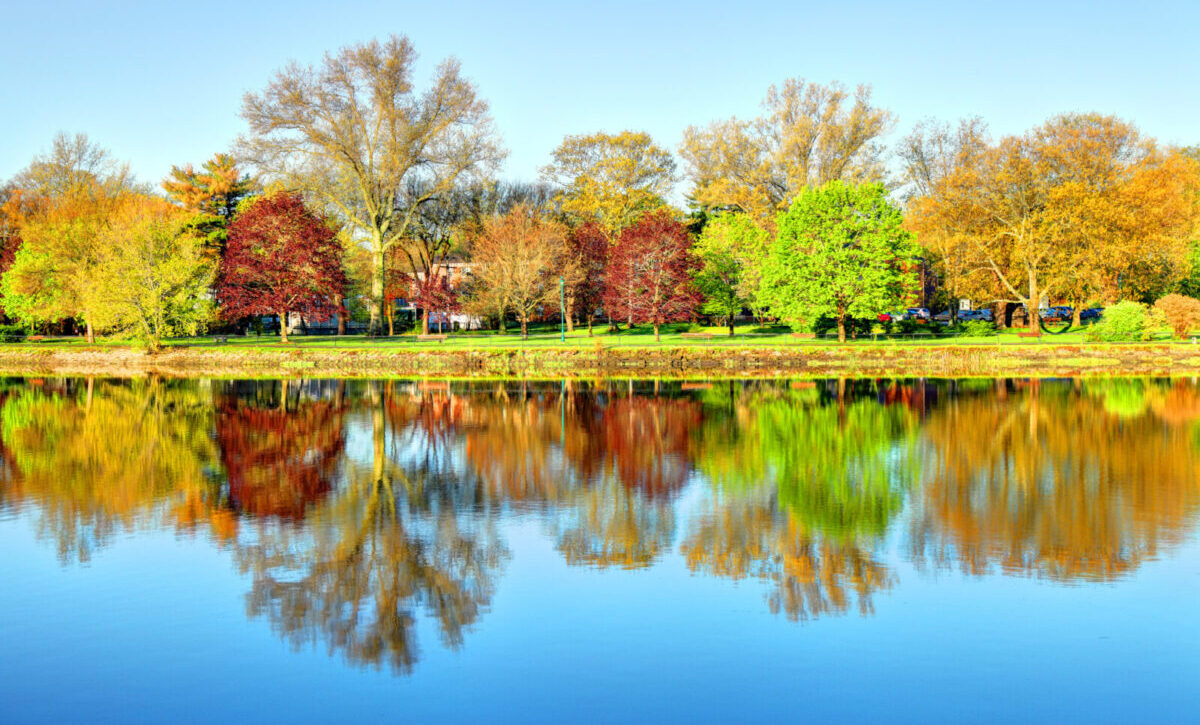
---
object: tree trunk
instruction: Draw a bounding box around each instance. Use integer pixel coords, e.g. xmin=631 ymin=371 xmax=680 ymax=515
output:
xmin=386 ymin=300 xmax=394 ymax=336
xmin=85 ymin=320 xmax=95 ymax=344
xmin=1001 ymin=302 xmax=1017 ymax=329
xmin=1072 ymin=302 xmax=1082 ymax=328
xmin=565 ymin=298 xmax=575 ymax=333
xmin=837 ymin=316 xmax=847 ymax=343
xmin=1027 ymin=270 xmax=1040 ymax=333
xmin=520 ymin=315 xmax=529 ymax=339
xmin=654 ymin=322 xmax=660 ymax=342
xmin=279 ymin=310 xmax=289 ymax=343
xmin=335 ymin=294 xmax=346 ymax=336
xmin=587 ymin=316 xmax=593 ymax=336
xmin=498 ymin=310 xmax=506 ymax=335
xmin=421 ymin=310 xmax=430 ymax=335
xmin=369 ymin=241 xmax=385 ymax=335
xmin=728 ymin=317 xmax=735 ymax=336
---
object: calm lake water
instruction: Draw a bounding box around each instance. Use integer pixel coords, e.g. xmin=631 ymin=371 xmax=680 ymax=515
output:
xmin=1 ymin=377 xmax=1198 ymax=723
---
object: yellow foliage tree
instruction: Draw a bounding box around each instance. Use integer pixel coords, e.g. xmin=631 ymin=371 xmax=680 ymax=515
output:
xmin=906 ymin=114 xmax=1200 ymax=331
xmin=679 ymin=79 xmax=894 ymax=228
xmin=540 ymin=130 xmax=675 ymax=236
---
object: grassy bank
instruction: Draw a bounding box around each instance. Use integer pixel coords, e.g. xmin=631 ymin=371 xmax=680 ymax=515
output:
xmin=0 ymin=327 xmax=1198 ymax=378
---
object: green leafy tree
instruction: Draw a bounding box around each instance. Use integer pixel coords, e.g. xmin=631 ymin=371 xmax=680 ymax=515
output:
xmin=90 ymin=196 xmax=216 ymax=350
xmin=762 ymin=181 xmax=916 ymax=341
xmin=692 ymin=213 xmax=770 ymax=333
xmin=1087 ymin=300 xmax=1153 ymax=342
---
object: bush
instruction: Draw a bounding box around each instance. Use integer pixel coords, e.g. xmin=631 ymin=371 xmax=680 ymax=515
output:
xmin=1086 ymin=300 xmax=1150 ymax=342
xmin=811 ymin=315 xmax=872 ymax=338
xmin=0 ymin=324 xmax=26 ymax=343
xmin=1153 ymin=293 xmax=1200 ymax=339
xmin=955 ymin=320 xmax=997 ymax=337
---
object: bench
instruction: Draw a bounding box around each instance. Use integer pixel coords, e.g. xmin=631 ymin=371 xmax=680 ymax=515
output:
xmin=416 ymin=334 xmax=448 ymax=343
xmin=680 ymin=332 xmax=713 ymax=340
xmin=1017 ymin=332 xmax=1042 ymax=339
xmin=27 ymin=335 xmax=44 ymax=342
xmin=213 ymin=336 xmax=228 ymax=344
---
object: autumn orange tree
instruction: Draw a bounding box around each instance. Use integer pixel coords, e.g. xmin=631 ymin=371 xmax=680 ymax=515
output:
xmin=1153 ymin=293 xmax=1200 ymax=338
xmin=466 ymin=205 xmax=566 ymax=338
xmin=0 ymin=134 xmax=135 ymax=340
xmin=162 ymin=152 xmax=256 ymax=252
xmin=898 ymin=118 xmax=994 ymax=320
xmin=906 ymin=114 xmax=1200 ymax=331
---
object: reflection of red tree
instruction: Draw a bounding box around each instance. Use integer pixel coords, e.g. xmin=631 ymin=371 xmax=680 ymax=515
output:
xmin=599 ymin=397 xmax=701 ymax=498
xmin=385 ymin=388 xmax=467 ymax=448
xmin=216 ymin=399 xmax=345 ymax=519
xmin=877 ymin=380 xmax=932 ymax=416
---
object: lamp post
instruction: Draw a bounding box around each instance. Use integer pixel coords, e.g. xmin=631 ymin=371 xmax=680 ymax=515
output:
xmin=559 ymin=276 xmax=566 ymax=343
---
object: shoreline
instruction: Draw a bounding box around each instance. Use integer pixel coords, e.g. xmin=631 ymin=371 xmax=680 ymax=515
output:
xmin=0 ymin=343 xmax=1197 ymax=378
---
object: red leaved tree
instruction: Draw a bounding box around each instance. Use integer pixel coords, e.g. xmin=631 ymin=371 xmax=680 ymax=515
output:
xmin=603 ymin=210 xmax=702 ymax=341
xmin=563 ymin=221 xmax=608 ymax=335
xmin=404 ymin=272 xmax=460 ymax=334
xmin=216 ymin=193 xmax=346 ymax=342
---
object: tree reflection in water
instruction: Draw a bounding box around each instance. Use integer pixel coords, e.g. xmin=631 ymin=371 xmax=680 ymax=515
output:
xmin=909 ymin=379 xmax=1200 ymax=581
xmin=232 ymin=382 xmax=507 ymax=674
xmin=2 ymin=376 xmax=1200 ymax=673
xmin=682 ymin=380 xmax=916 ymax=620
xmin=0 ymin=377 xmax=217 ymax=561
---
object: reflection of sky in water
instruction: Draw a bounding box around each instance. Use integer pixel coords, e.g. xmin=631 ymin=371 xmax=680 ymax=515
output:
xmin=0 ymin=377 xmax=1198 ymax=723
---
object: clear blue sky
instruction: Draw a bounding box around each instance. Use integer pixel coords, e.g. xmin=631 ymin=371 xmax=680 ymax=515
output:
xmin=2 ymin=0 xmax=1197 ymax=190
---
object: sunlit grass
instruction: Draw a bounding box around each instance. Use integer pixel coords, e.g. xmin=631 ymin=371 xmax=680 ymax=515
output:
xmin=3 ymin=320 xmax=1191 ymax=351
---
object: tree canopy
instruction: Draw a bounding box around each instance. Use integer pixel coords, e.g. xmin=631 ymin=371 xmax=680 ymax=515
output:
xmin=541 ymin=130 xmax=675 ymax=235
xmin=680 ymin=79 xmax=894 ymax=228
xmin=762 ymin=181 xmax=917 ymax=341
xmin=239 ymin=34 xmax=505 ymax=334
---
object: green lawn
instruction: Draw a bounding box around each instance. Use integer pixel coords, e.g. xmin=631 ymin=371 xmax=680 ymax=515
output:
xmin=4 ymin=320 xmax=1191 ymax=351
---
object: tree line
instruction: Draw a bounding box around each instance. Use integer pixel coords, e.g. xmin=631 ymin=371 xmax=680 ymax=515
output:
xmin=2 ymin=34 xmax=1198 ymax=346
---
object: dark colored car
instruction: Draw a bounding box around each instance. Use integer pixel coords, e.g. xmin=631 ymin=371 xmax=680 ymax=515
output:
xmin=1042 ymin=306 xmax=1074 ymax=321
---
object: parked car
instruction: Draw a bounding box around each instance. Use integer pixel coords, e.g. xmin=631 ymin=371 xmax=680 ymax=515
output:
xmin=959 ymin=309 xmax=994 ymax=322
xmin=933 ymin=310 xmax=953 ymax=322
xmin=1080 ymin=307 xmax=1103 ymax=320
xmin=1042 ymin=306 xmax=1073 ymax=321
xmin=906 ymin=307 xmax=931 ymax=321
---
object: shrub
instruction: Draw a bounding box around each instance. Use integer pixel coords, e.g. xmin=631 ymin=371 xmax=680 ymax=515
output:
xmin=1086 ymin=300 xmax=1150 ymax=342
xmin=1153 ymin=293 xmax=1200 ymax=339
xmin=811 ymin=315 xmax=872 ymax=337
xmin=0 ymin=324 xmax=26 ymax=343
xmin=956 ymin=320 xmax=997 ymax=337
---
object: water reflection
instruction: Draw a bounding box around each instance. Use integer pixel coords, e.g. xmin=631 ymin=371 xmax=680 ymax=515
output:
xmin=909 ymin=379 xmax=1200 ymax=581
xmin=2 ymin=377 xmax=1199 ymax=674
